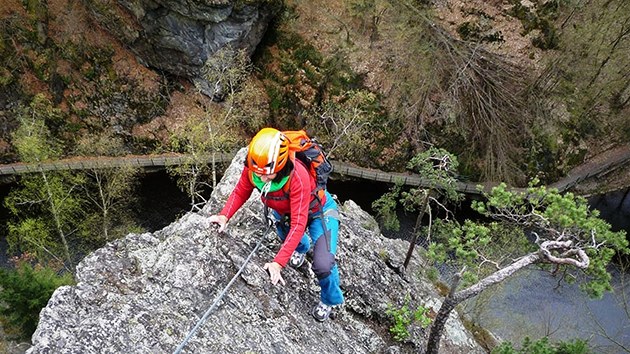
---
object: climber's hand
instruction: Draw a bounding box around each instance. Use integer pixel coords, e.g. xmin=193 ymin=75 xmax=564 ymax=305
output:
xmin=208 ymin=214 xmax=228 ymax=232
xmin=263 ymin=262 xmax=285 ymax=286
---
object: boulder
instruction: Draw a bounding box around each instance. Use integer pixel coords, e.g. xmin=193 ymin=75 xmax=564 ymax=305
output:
xmin=27 ymin=148 xmax=485 ymax=353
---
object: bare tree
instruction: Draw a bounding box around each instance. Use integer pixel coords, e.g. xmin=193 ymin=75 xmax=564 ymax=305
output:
xmin=168 ymin=47 xmax=253 ymax=211
xmin=75 ymin=132 xmax=139 ymax=242
xmin=5 ymin=95 xmax=86 ymax=271
xmin=381 ymin=0 xmax=532 ymax=184
xmin=313 ymin=90 xmax=378 ymax=160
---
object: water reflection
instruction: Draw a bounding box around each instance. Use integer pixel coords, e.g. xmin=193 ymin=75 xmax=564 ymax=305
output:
xmin=464 ymin=267 xmax=630 ymax=353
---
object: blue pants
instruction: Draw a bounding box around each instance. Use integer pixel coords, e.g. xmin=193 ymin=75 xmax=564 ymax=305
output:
xmin=274 ymin=191 xmax=344 ymax=306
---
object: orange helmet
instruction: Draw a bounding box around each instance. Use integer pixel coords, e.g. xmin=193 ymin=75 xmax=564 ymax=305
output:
xmin=247 ymin=128 xmax=290 ymax=174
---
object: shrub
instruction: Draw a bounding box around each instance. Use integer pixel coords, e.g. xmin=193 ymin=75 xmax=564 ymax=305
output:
xmin=492 ymin=337 xmax=591 ymax=354
xmin=385 ymin=295 xmax=432 ymax=341
xmin=0 ymin=258 xmax=74 ymax=339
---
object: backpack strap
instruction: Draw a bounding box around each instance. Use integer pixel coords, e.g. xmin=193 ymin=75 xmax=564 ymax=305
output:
xmin=249 ymin=160 xmax=326 ymax=220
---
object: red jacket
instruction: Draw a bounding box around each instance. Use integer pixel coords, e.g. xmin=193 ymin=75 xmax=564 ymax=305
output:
xmin=219 ymin=160 xmax=322 ymax=267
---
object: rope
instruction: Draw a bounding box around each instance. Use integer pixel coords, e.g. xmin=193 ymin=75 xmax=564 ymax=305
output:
xmin=173 ymin=222 xmax=271 ymax=354
xmin=174 ymin=181 xmax=274 ymax=354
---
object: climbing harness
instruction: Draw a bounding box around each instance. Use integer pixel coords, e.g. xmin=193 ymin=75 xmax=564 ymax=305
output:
xmin=173 ymin=183 xmax=274 ymax=354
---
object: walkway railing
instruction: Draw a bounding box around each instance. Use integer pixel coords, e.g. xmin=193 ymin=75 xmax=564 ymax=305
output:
xmin=331 ymin=162 xmax=498 ymax=196
xmin=0 ymin=153 xmax=236 ymax=175
xmin=2 ymin=144 xmax=629 ymax=196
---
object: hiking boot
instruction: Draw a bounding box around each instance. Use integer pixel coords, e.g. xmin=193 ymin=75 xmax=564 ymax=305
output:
xmin=312 ymin=301 xmax=333 ymax=322
xmin=289 ymin=251 xmax=305 ymax=268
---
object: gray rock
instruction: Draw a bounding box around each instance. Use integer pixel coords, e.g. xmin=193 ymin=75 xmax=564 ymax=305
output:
xmin=85 ymin=0 xmax=279 ymax=88
xmin=27 ymin=148 xmax=485 ymax=354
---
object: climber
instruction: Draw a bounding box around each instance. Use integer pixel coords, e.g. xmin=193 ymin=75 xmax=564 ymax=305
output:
xmin=208 ymin=127 xmax=344 ymax=322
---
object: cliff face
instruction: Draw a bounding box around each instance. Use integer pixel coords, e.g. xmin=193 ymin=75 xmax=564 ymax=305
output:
xmin=84 ymin=0 xmax=279 ymax=92
xmin=26 ymin=149 xmax=485 ymax=353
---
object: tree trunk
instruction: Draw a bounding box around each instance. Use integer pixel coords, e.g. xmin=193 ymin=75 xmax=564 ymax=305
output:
xmin=426 ymin=267 xmax=462 ymax=354
xmin=425 ymin=252 xmax=542 ymax=353
xmin=403 ymin=190 xmax=430 ymax=270
xmin=41 ymin=171 xmax=74 ymax=269
xmin=586 ymin=14 xmax=630 ymax=89
xmin=189 ymin=166 xmax=197 ymax=208
xmin=96 ymin=172 xmax=110 ymax=241
xmin=426 ymin=297 xmax=457 ymax=354
xmin=212 ymin=151 xmax=217 ymax=188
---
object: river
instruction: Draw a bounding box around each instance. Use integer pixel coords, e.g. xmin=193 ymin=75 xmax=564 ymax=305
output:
xmin=1 ymin=172 xmax=628 ymax=352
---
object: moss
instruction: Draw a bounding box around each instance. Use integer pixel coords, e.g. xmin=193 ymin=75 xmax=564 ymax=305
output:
xmin=532 ymin=19 xmax=559 ymax=50
xmin=461 ymin=317 xmax=499 ymax=352
xmin=507 ymin=0 xmax=560 ymax=50
xmin=457 ymin=22 xmax=482 ymax=41
xmin=377 ymin=249 xmax=389 ymax=261
xmin=293 ymin=44 xmax=323 ymax=67
xmin=0 ymin=68 xmax=13 ymax=87
xmin=266 ymin=85 xmax=283 ymax=112
xmin=424 ymin=266 xmax=439 ymax=282
xmin=24 ymin=0 xmax=48 ymax=20
xmin=457 ymin=21 xmax=504 ymax=44
xmin=437 ymin=283 xmax=451 ymax=298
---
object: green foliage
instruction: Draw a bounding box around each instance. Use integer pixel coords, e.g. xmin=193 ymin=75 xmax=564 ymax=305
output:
xmin=424 ymin=266 xmax=439 ymax=282
xmin=373 ymin=148 xmax=464 ymax=232
xmin=310 ymin=89 xmax=392 ymax=165
xmin=427 ymin=219 xmax=530 ymax=287
xmin=229 ymin=80 xmax=268 ymax=136
xmin=507 ymin=0 xmax=559 ymax=50
xmin=372 ymin=182 xmax=403 ymax=231
xmin=456 ymin=21 xmax=504 ymax=44
xmin=5 ymin=218 xmax=54 ymax=262
xmin=423 ymin=178 xmax=626 ymax=354
xmin=23 ymin=0 xmax=48 ymax=21
xmin=471 ymin=180 xmax=628 ymax=298
xmin=74 ymin=133 xmax=141 ymax=243
xmin=11 ymin=94 xmax=63 ymax=163
xmin=348 ymin=0 xmax=385 ymax=40
xmin=492 ymin=336 xmax=590 ymax=354
xmin=199 ymin=47 xmax=252 ymax=98
xmin=256 ymin=27 xmax=326 ymax=128
xmin=386 ymin=295 xmax=432 ymax=341
xmin=407 ymin=147 xmax=462 ymax=202
xmin=5 ymin=98 xmax=88 ymax=266
xmin=5 ymin=170 xmax=86 ymax=267
xmin=0 ymin=259 xmax=74 ymax=339
xmin=255 ymin=19 xmax=398 ymax=165
xmin=169 ymin=51 xmax=251 ymax=209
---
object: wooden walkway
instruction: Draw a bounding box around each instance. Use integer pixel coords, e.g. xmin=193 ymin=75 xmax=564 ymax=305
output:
xmin=332 ymin=162 xmax=493 ymax=195
xmin=1 ymin=144 xmax=629 ymax=196
xmin=0 ymin=153 xmax=237 ymax=175
xmin=0 ymin=153 xmax=492 ymax=195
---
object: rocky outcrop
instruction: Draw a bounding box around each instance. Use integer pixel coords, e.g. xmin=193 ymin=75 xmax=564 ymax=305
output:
xmin=85 ymin=0 xmax=280 ymax=93
xmin=27 ymin=149 xmax=485 ymax=353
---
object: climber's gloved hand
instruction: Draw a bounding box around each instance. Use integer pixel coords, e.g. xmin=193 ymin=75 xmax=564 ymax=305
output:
xmin=208 ymin=214 xmax=228 ymax=232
